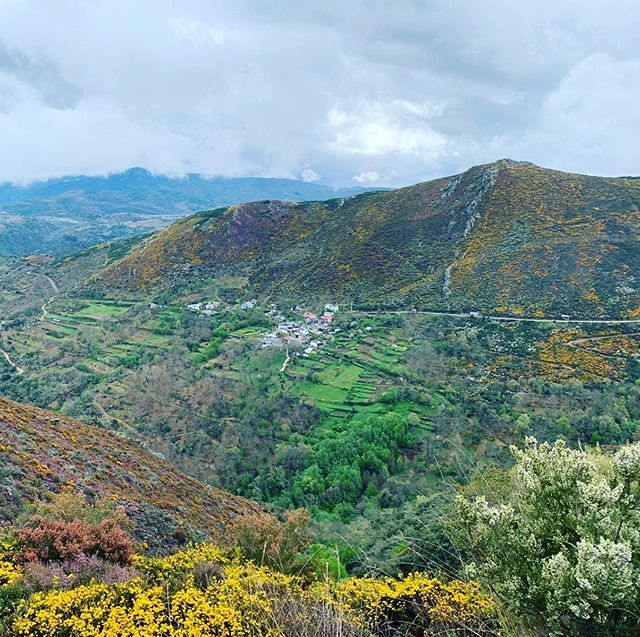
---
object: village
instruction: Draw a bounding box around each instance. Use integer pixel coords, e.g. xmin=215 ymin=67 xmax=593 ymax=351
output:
xmin=186 ymin=298 xmax=341 ymax=358
xmin=260 ymin=303 xmax=340 ymax=357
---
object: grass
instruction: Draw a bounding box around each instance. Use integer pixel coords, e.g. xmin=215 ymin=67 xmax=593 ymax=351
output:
xmin=297 ymin=381 xmax=349 ymax=407
xmin=315 ymin=363 xmax=363 ymax=389
xmin=282 ymin=324 xmax=440 ymax=443
xmin=74 ymin=301 xmax=132 ymax=318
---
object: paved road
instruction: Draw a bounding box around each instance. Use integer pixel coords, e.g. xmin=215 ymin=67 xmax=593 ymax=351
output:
xmin=352 ymin=309 xmax=640 ymax=325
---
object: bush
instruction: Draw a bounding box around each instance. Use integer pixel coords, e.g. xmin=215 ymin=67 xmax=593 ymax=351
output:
xmin=17 ymin=517 xmax=134 ymax=566
xmin=10 ymin=544 xmax=493 ymax=637
xmin=231 ymin=509 xmax=312 ymax=575
xmin=454 ymin=438 xmax=640 ymax=636
xmin=337 ymin=573 xmax=494 ymax=636
xmin=22 ymin=553 xmax=137 ymax=591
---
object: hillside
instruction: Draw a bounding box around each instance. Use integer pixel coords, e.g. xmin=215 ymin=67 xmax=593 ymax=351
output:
xmin=0 ymin=397 xmax=259 ymax=547
xmin=0 ymin=168 xmax=380 ymax=257
xmin=93 ymin=160 xmax=640 ymax=319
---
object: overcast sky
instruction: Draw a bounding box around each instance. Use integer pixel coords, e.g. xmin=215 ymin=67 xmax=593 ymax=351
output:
xmin=0 ymin=0 xmax=638 ymax=186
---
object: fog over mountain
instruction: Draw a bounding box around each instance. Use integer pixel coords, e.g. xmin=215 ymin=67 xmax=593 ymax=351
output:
xmin=0 ymin=1 xmax=638 ymax=187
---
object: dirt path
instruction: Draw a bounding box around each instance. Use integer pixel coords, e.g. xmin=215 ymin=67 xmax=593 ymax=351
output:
xmin=280 ymin=350 xmax=291 ymax=372
xmin=37 ymin=275 xmax=60 ymax=322
xmin=0 ymin=347 xmax=24 ymax=375
xmin=39 ymin=298 xmax=53 ymax=321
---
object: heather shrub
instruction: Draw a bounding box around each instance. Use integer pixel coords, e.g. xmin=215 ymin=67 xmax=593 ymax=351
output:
xmin=17 ymin=517 xmax=134 ymax=565
xmin=22 ymin=553 xmax=138 ymax=591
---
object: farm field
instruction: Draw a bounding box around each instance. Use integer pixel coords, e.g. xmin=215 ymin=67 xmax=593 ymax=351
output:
xmin=1 ymin=288 xmax=640 ymax=538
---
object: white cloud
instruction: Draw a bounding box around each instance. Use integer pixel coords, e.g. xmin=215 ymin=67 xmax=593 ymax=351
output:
xmin=353 ymin=171 xmax=381 ymax=184
xmin=301 ymin=168 xmax=321 ymax=182
xmin=539 ymin=53 xmax=640 ymax=174
xmin=328 ymin=99 xmax=448 ymax=157
xmin=0 ymin=0 xmax=638 ymax=185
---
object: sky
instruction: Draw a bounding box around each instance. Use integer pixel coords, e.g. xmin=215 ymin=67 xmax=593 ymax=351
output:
xmin=0 ymin=0 xmax=639 ymax=187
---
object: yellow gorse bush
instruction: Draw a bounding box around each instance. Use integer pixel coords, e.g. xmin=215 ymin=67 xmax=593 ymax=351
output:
xmin=132 ymin=543 xmax=228 ymax=580
xmin=335 ymin=572 xmax=494 ymax=631
xmin=0 ymin=558 xmax=22 ymax=586
xmin=10 ymin=544 xmax=493 ymax=637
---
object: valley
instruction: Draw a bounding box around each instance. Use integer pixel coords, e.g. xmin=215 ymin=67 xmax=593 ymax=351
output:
xmin=2 ymin=2 xmax=638 ymax=632
xmin=1 ymin=243 xmax=640 ymax=574
xmin=1 ymin=160 xmax=640 ymax=635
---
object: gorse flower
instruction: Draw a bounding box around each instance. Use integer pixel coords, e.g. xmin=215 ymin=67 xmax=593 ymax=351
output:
xmin=0 ymin=559 xmax=22 ymax=586
xmin=6 ymin=544 xmax=493 ymax=637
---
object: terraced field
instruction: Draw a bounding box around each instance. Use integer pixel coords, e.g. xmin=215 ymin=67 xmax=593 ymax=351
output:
xmin=285 ymin=323 xmax=440 ymax=444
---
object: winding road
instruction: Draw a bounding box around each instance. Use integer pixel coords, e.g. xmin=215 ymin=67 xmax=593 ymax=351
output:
xmin=0 ymin=274 xmax=60 ymax=376
xmin=38 ymin=274 xmax=60 ymax=322
xmin=352 ymin=309 xmax=640 ymax=325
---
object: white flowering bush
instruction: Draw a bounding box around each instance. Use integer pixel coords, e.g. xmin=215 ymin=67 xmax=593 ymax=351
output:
xmin=454 ymin=438 xmax=640 ymax=636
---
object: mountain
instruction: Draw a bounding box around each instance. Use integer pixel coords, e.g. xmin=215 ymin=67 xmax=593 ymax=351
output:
xmin=0 ymin=168 xmax=383 ymax=257
xmin=0 ymin=397 xmax=260 ymax=547
xmin=93 ymin=160 xmax=640 ymax=319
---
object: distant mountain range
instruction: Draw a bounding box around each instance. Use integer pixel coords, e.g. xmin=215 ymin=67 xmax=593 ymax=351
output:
xmin=86 ymin=159 xmax=640 ymax=318
xmin=0 ymin=168 xmax=382 ymax=256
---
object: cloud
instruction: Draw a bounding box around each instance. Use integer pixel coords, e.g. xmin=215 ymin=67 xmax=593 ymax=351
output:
xmin=328 ymin=99 xmax=447 ymax=157
xmin=0 ymin=0 xmax=638 ymax=185
xmin=301 ymin=168 xmax=321 ymax=182
xmin=353 ymin=171 xmax=381 ymax=184
xmin=537 ymin=53 xmax=640 ymax=174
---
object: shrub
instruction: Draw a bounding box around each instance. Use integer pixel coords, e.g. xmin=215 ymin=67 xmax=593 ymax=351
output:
xmin=337 ymin=573 xmax=494 ymax=636
xmin=454 ymin=438 xmax=640 ymax=636
xmin=10 ymin=544 xmax=493 ymax=637
xmin=22 ymin=553 xmax=138 ymax=591
xmin=17 ymin=517 xmax=134 ymax=566
xmin=231 ymin=509 xmax=312 ymax=575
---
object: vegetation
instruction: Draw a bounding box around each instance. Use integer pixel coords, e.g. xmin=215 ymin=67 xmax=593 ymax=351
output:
xmin=2 ymin=159 xmax=640 ymax=634
xmin=0 ymin=398 xmax=260 ymax=548
xmin=455 ymin=439 xmax=640 ymax=636
xmin=0 ymin=169 xmax=377 ymax=257
xmin=2 ymin=269 xmax=640 ymax=575
xmin=92 ymin=160 xmax=640 ymax=319
xmin=0 ymin=494 xmax=493 ymax=637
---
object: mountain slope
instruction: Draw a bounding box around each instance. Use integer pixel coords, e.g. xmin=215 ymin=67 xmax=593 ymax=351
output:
xmin=0 ymin=397 xmax=260 ymax=547
xmin=0 ymin=168 xmax=381 ymax=257
xmin=94 ymin=160 xmax=640 ymax=318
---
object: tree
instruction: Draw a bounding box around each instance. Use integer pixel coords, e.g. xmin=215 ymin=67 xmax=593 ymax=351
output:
xmin=454 ymin=438 xmax=640 ymax=636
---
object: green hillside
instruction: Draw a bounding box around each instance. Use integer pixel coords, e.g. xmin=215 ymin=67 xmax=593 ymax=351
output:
xmin=92 ymin=160 xmax=640 ymax=319
xmin=0 ymin=168 xmax=381 ymax=257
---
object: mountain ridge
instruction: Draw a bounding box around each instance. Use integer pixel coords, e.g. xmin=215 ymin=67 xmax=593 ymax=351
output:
xmin=0 ymin=168 xmax=386 ymax=257
xmin=87 ymin=159 xmax=640 ymax=319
